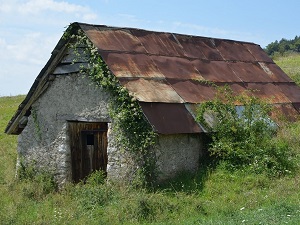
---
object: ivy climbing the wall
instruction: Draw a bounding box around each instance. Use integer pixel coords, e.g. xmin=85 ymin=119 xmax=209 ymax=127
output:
xmin=65 ymin=26 xmax=157 ymax=186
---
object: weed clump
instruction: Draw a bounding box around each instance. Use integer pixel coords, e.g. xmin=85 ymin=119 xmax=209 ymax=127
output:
xmin=17 ymin=161 xmax=57 ymax=200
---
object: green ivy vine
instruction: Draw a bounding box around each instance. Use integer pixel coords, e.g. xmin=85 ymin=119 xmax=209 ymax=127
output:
xmin=65 ymin=26 xmax=157 ymax=185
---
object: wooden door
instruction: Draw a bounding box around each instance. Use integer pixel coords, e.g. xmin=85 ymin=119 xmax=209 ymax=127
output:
xmin=69 ymin=122 xmax=108 ymax=183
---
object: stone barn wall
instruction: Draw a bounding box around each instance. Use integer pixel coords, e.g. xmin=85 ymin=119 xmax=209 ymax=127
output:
xmin=17 ymin=74 xmax=113 ymax=185
xmin=155 ymin=133 xmax=204 ymax=181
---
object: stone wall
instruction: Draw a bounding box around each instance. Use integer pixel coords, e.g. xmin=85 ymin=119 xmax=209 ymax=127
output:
xmin=106 ymin=123 xmax=139 ymax=182
xmin=17 ymin=74 xmax=112 ymax=185
xmin=155 ymin=133 xmax=204 ymax=182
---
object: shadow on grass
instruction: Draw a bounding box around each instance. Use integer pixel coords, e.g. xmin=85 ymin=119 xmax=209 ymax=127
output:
xmin=153 ymin=153 xmax=218 ymax=194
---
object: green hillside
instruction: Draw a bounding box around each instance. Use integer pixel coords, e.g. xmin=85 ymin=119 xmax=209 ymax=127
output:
xmin=274 ymin=53 xmax=300 ymax=85
xmin=0 ymin=57 xmax=300 ymax=223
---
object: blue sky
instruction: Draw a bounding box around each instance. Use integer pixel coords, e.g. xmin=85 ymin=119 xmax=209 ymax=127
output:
xmin=0 ymin=0 xmax=299 ymax=96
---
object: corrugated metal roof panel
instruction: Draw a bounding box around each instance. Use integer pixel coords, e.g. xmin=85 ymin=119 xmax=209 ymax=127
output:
xmin=245 ymin=83 xmax=291 ymax=103
xmin=119 ymin=78 xmax=184 ymax=103
xmin=264 ymin=63 xmax=294 ymax=82
xmin=167 ymin=80 xmax=216 ymax=103
xmin=271 ymin=104 xmax=299 ymax=122
xmin=139 ymin=102 xmax=202 ymax=134
xmin=175 ymin=35 xmax=223 ymax=60
xmin=217 ymin=82 xmax=249 ymax=100
xmin=292 ymin=103 xmax=300 ymax=113
xmin=243 ymin=43 xmax=274 ymax=63
xmin=130 ymin=29 xmax=185 ymax=56
xmin=215 ymin=40 xmax=256 ymax=61
xmin=150 ymin=56 xmax=204 ymax=80
xmin=100 ymin=52 xmax=164 ymax=78
xmin=192 ymin=60 xmax=241 ymax=82
xmin=82 ymin=25 xmax=147 ymax=53
xmin=228 ymin=62 xmax=274 ymax=82
xmin=277 ymin=83 xmax=300 ymax=103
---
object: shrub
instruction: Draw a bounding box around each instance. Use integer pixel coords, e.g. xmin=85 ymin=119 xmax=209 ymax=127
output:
xmin=196 ymin=86 xmax=296 ymax=176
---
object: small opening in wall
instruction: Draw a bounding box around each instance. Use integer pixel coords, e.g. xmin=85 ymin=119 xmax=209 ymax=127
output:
xmin=86 ymin=133 xmax=94 ymax=145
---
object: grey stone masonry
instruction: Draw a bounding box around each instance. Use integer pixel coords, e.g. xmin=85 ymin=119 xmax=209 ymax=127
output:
xmin=17 ymin=74 xmax=111 ymax=186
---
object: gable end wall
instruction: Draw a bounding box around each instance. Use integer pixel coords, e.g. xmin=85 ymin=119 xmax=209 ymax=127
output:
xmin=17 ymin=74 xmax=112 ymax=185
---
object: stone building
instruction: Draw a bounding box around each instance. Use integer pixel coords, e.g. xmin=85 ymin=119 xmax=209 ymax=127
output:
xmin=5 ymin=23 xmax=300 ymax=186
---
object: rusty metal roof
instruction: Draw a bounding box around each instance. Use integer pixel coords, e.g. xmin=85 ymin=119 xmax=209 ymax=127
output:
xmin=5 ymin=22 xmax=300 ymax=135
xmin=79 ymin=23 xmax=300 ymax=133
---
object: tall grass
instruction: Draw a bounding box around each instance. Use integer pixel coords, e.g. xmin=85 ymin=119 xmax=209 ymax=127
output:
xmin=0 ymin=93 xmax=300 ymax=224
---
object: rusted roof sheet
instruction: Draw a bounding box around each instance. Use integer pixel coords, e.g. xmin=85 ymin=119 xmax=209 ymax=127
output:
xmin=243 ymin=43 xmax=274 ymax=63
xmin=119 ymin=78 xmax=184 ymax=103
xmin=214 ymin=40 xmax=256 ymax=61
xmin=228 ymin=62 xmax=273 ymax=83
xmin=192 ymin=60 xmax=241 ymax=82
xmin=81 ymin=24 xmax=146 ymax=53
xmin=271 ymin=104 xmax=299 ymax=122
xmin=130 ymin=29 xmax=185 ymax=57
xmin=175 ymin=35 xmax=223 ymax=60
xmin=100 ymin=52 xmax=164 ymax=78
xmin=167 ymin=80 xmax=216 ymax=103
xmin=292 ymin=103 xmax=300 ymax=113
xmin=263 ymin=63 xmax=294 ymax=82
xmin=150 ymin=56 xmax=204 ymax=80
xmin=277 ymin=83 xmax=300 ymax=103
xmin=139 ymin=102 xmax=202 ymax=134
xmin=245 ymin=83 xmax=291 ymax=103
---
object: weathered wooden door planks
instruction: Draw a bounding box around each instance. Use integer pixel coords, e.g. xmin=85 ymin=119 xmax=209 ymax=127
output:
xmin=69 ymin=122 xmax=108 ymax=182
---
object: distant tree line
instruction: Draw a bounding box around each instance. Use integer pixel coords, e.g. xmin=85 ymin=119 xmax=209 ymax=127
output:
xmin=264 ymin=36 xmax=300 ymax=57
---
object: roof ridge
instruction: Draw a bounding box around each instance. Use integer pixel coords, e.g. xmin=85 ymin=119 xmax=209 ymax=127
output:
xmin=75 ymin=22 xmax=258 ymax=46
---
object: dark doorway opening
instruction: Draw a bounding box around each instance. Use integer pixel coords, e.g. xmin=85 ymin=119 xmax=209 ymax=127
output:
xmin=69 ymin=122 xmax=108 ymax=183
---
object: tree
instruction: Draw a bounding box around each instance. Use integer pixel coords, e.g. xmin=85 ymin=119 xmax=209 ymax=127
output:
xmin=264 ymin=35 xmax=300 ymax=56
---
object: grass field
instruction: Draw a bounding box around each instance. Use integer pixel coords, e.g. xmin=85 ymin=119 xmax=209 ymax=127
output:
xmin=0 ymin=55 xmax=300 ymax=224
xmin=274 ymin=53 xmax=300 ymax=85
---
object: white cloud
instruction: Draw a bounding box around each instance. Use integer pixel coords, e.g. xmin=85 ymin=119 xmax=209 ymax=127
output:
xmin=0 ymin=38 xmax=6 ymax=46
xmin=172 ymin=22 xmax=238 ymax=38
xmin=0 ymin=0 xmax=100 ymax=96
xmin=6 ymin=32 xmax=58 ymax=64
xmin=19 ymin=0 xmax=86 ymax=14
xmin=82 ymin=13 xmax=98 ymax=21
xmin=0 ymin=0 xmax=98 ymax=22
xmin=0 ymin=1 xmax=13 ymax=13
xmin=0 ymin=0 xmax=82 ymax=14
xmin=0 ymin=31 xmax=59 ymax=96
